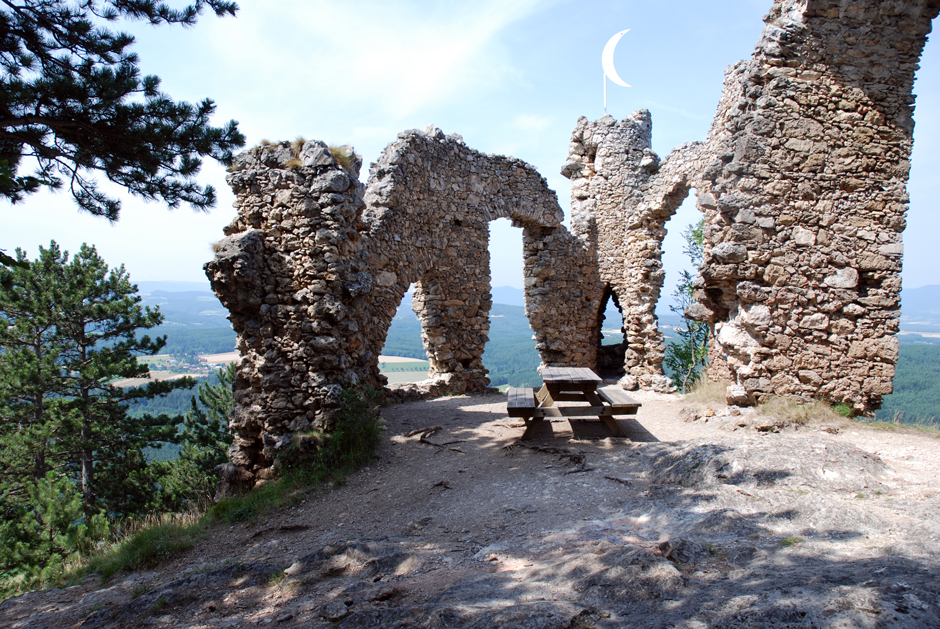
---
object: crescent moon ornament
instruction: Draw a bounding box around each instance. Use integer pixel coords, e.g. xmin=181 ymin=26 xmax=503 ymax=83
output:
xmin=602 ymin=29 xmax=631 ymax=115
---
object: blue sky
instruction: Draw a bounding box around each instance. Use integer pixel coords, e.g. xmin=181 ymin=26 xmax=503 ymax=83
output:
xmin=4 ymin=0 xmax=938 ymax=298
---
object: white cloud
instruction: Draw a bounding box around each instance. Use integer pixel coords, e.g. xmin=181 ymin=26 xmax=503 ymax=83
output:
xmin=205 ymin=0 xmax=555 ymax=122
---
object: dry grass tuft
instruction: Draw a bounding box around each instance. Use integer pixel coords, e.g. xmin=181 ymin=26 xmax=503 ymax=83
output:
xmin=756 ymin=395 xmax=845 ymax=426
xmin=329 ymin=145 xmax=355 ymax=172
xmin=682 ymin=379 xmax=729 ymax=405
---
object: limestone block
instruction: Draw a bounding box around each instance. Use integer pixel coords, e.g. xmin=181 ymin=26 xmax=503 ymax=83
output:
xmin=824 ymin=267 xmax=859 ymax=288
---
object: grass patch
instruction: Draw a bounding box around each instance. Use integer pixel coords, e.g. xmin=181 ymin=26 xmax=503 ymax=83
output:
xmin=329 ymin=145 xmax=356 ymax=172
xmin=29 ymin=386 xmax=385 ymax=591
xmin=209 ymin=384 xmax=383 ymax=524
xmin=852 ymin=412 xmax=940 ymax=437
xmin=832 ymin=403 xmax=855 ymax=418
xmin=682 ymin=379 xmax=729 ymax=404
xmin=268 ymin=569 xmax=286 ymax=586
xmin=779 ymin=536 xmax=804 ymax=547
xmin=757 ymin=396 xmax=844 ymax=426
xmin=80 ymin=513 xmax=204 ymax=582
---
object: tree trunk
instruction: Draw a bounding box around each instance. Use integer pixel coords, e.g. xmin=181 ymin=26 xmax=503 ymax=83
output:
xmin=81 ymin=413 xmax=95 ymax=515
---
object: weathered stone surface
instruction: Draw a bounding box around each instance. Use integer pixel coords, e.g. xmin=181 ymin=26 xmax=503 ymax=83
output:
xmin=207 ymin=132 xmax=592 ymax=482
xmin=687 ymin=0 xmax=935 ymax=412
xmin=562 ymin=111 xmax=703 ymax=384
xmin=207 ymin=0 xmax=933 ymax=480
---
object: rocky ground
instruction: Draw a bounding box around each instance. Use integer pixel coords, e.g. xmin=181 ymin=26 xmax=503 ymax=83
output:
xmin=2 ymin=387 xmax=939 ymax=628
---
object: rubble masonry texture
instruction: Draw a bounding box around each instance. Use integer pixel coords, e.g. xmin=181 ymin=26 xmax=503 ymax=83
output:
xmin=207 ymin=0 xmax=937 ymax=481
xmin=688 ymin=0 xmax=939 ymax=410
xmin=206 ymin=130 xmax=599 ymax=477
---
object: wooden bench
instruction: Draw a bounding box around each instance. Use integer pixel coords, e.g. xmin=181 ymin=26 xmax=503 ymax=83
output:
xmin=596 ymin=388 xmax=641 ymax=414
xmin=507 ymin=387 xmax=538 ymax=415
xmin=508 ymin=386 xmax=640 ymax=418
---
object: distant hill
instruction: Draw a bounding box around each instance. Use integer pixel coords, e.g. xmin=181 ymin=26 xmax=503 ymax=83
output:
xmin=902 ymin=285 xmax=940 ymax=316
xmin=138 ymin=281 xmax=940 ymax=348
xmin=140 ymin=290 xmax=231 ymax=328
xmin=137 ymin=280 xmax=212 ymax=294
xmin=134 ymin=280 xmax=939 ymax=426
xmin=491 ymin=285 xmax=525 ymax=307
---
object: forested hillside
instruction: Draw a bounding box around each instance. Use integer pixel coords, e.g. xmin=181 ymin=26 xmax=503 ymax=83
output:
xmin=139 ymin=283 xmax=939 ymax=425
xmin=382 ymin=302 xmax=543 ymax=387
xmin=876 ymin=344 xmax=940 ymax=425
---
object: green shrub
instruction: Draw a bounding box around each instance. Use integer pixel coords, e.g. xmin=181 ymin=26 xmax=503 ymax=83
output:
xmin=832 ymin=403 xmax=855 ymax=418
xmin=2 ymin=386 xmax=383 ymax=595
xmin=209 ymin=385 xmax=383 ymax=523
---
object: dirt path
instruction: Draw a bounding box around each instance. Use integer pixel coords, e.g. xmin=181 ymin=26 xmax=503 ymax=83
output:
xmin=2 ymin=388 xmax=939 ymax=628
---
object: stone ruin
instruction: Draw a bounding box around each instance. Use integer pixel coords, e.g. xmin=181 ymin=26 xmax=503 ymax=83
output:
xmin=207 ymin=0 xmax=938 ymax=483
xmin=690 ymin=0 xmax=937 ymax=407
xmin=206 ymin=131 xmax=601 ymax=477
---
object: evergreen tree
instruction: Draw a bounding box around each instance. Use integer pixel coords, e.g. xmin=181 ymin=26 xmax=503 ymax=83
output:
xmin=0 ymin=0 xmax=244 ymax=219
xmin=154 ymin=363 xmax=234 ymax=510
xmin=0 ymin=243 xmax=72 ymax=484
xmin=663 ymin=219 xmax=711 ymax=392
xmin=0 ymin=242 xmax=192 ymax=577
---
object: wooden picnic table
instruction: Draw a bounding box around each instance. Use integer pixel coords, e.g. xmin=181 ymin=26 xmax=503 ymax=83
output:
xmin=505 ymin=367 xmax=641 ymax=440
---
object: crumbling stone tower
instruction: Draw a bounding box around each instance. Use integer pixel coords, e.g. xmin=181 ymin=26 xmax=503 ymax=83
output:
xmin=689 ymin=0 xmax=939 ymax=412
xmin=562 ymin=111 xmax=702 ymax=392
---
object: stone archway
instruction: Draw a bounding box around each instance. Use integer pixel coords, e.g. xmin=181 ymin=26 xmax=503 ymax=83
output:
xmin=206 ymin=128 xmax=598 ymax=480
xmin=561 ymin=111 xmax=704 ymax=391
xmin=352 ymin=125 xmax=581 ymax=397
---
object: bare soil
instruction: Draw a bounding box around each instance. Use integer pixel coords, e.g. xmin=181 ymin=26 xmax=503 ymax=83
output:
xmin=3 ymin=387 xmax=939 ymax=628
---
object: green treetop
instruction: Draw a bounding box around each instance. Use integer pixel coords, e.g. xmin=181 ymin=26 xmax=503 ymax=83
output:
xmin=0 ymin=0 xmax=245 ymax=220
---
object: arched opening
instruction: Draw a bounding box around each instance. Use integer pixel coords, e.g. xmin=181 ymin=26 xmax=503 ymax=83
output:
xmin=371 ymin=216 xmax=546 ymax=391
xmin=648 ymin=187 xmax=705 ymax=388
xmin=658 ymin=191 xmax=702 ymax=344
xmin=595 ymin=285 xmax=626 ymax=379
xmin=377 ymin=283 xmax=429 ymax=385
xmin=482 ymin=217 xmax=542 ymax=388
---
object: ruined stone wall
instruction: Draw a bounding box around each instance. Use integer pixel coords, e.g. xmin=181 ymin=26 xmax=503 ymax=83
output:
xmin=207 ymin=0 xmax=940 ymax=482
xmin=206 ymin=141 xmax=368 ymax=474
xmin=561 ymin=111 xmax=703 ymax=391
xmin=688 ymin=0 xmax=940 ymax=412
xmin=207 ymin=128 xmax=596 ymax=481
xmin=357 ymin=126 xmax=597 ymax=394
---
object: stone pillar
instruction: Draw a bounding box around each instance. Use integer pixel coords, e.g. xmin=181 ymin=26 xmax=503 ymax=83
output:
xmin=206 ymin=140 xmax=367 ymax=480
xmin=689 ymin=0 xmax=938 ymax=412
xmin=562 ymin=112 xmax=702 ymax=392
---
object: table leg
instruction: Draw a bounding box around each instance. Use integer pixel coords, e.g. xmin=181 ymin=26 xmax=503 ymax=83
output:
xmin=520 ymin=414 xmax=539 ymax=440
xmin=584 ymin=390 xmax=628 ymax=438
xmin=522 ymin=385 xmax=553 ymax=440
